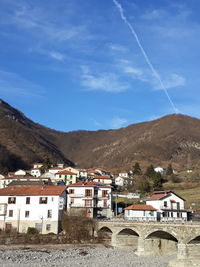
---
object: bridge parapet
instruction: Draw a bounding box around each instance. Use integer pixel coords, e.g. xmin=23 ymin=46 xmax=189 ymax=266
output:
xmin=96 ymin=220 xmax=200 ymax=266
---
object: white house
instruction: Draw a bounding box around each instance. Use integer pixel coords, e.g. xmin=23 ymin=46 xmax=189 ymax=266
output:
xmin=31 ymin=168 xmax=42 ymax=177
xmin=115 ymin=176 xmax=124 ymax=187
xmin=146 ymin=190 xmax=188 ymax=221
xmin=67 ymin=182 xmax=112 ymax=218
xmin=0 ymin=185 xmax=67 ymax=234
xmin=119 ymin=172 xmax=129 ymax=178
xmin=124 ymin=204 xmax=157 ymax=221
xmin=48 ymin=167 xmax=63 ymax=175
xmin=154 ymin=167 xmax=165 ymax=175
xmin=78 ymin=169 xmax=88 ymax=179
xmin=115 ymin=177 xmax=134 ymax=187
xmin=92 ymin=176 xmax=113 ymax=185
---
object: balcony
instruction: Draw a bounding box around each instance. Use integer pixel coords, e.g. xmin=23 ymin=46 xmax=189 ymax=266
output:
xmin=160 ymin=205 xmax=183 ymax=210
xmin=69 ymin=203 xmax=97 ymax=208
xmin=69 ymin=194 xmax=98 ymax=199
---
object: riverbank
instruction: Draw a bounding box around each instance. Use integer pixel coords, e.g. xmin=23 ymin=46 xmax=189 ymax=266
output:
xmin=0 ymin=245 xmax=175 ymax=267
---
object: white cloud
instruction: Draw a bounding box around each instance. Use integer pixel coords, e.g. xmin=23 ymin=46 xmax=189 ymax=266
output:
xmin=110 ymin=117 xmax=128 ymax=129
xmin=48 ymin=51 xmax=65 ymax=61
xmin=81 ymin=66 xmax=129 ymax=92
xmin=108 ymin=43 xmax=128 ymax=53
xmin=123 ymin=66 xmax=143 ymax=76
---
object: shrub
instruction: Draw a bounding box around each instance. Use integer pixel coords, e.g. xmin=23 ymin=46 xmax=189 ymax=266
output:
xmin=27 ymin=227 xmax=39 ymax=235
xmin=61 ymin=211 xmax=95 ymax=241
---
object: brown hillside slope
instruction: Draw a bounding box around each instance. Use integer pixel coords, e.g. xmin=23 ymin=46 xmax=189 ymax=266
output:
xmin=1 ymin=99 xmax=200 ymax=172
xmin=0 ymin=100 xmax=74 ymax=173
xmin=57 ymin=114 xmax=200 ymax=170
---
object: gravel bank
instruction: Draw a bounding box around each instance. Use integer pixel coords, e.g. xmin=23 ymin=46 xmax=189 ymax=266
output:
xmin=0 ymin=246 xmax=175 ymax=267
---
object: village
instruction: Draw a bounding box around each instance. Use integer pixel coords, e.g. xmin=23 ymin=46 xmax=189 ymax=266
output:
xmin=0 ymin=162 xmax=192 ymax=235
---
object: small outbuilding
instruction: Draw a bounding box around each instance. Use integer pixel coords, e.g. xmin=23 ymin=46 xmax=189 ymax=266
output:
xmin=124 ymin=204 xmax=157 ymax=221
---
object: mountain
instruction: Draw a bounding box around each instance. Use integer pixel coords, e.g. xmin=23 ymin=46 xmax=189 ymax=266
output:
xmin=0 ymin=99 xmax=74 ymax=173
xmin=1 ymin=99 xmax=200 ymax=173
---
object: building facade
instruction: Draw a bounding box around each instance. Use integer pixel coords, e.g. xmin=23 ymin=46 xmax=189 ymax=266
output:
xmin=0 ymin=186 xmax=67 ymax=234
xmin=67 ymin=182 xmax=112 ymax=218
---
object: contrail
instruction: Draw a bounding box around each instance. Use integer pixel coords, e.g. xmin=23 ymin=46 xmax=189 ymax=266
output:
xmin=112 ymin=0 xmax=178 ymax=113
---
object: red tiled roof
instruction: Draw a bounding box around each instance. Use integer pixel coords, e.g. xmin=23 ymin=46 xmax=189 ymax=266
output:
xmin=0 ymin=186 xmax=67 ymax=196
xmin=147 ymin=190 xmax=172 ymax=200
xmin=56 ymin=170 xmax=76 ymax=175
xmin=124 ymin=204 xmax=157 ymax=211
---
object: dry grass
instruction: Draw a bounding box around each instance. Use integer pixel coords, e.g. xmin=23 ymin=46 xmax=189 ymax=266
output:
xmin=174 ymin=187 xmax=200 ymax=211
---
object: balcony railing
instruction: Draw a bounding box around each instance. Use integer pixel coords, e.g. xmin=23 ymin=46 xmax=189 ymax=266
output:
xmin=125 ymin=217 xmax=157 ymax=222
xmin=69 ymin=194 xmax=98 ymax=198
xmin=160 ymin=206 xmax=184 ymax=210
xmin=69 ymin=203 xmax=96 ymax=208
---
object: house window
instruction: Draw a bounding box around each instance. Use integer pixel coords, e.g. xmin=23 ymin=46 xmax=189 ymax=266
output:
xmin=9 ymin=210 xmax=13 ymax=217
xmin=51 ymin=197 xmax=54 ymax=202
xmin=70 ymin=198 xmax=74 ymax=204
xmin=127 ymin=210 xmax=130 ymax=216
xmin=25 ymin=211 xmax=30 ymax=218
xmin=102 ymin=190 xmax=108 ymax=197
xmin=164 ymin=201 xmax=167 ymax=207
xmin=8 ymin=197 xmax=16 ymax=204
xmin=177 ymin=202 xmax=180 ymax=210
xmin=85 ymin=189 xmax=92 ymax=197
xmin=26 ymin=197 xmax=30 ymax=204
xmin=149 ymin=211 xmax=154 ymax=216
xmin=69 ymin=189 xmax=74 ymax=194
xmin=39 ymin=197 xmax=48 ymax=204
xmin=103 ymin=200 xmax=107 ymax=207
xmin=171 ymin=212 xmax=173 ymax=217
xmin=47 ymin=210 xmax=52 ymax=218
xmin=46 ymin=224 xmax=51 ymax=231
xmin=85 ymin=200 xmax=92 ymax=207
xmin=143 ymin=211 xmax=145 ymax=216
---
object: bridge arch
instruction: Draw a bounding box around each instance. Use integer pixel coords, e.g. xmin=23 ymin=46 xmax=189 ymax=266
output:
xmin=115 ymin=228 xmax=139 ymax=249
xmin=97 ymin=227 xmax=113 ymax=244
xmin=145 ymin=230 xmax=178 ymax=256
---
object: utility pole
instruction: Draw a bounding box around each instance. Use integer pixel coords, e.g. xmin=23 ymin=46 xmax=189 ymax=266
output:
xmin=115 ymin=195 xmax=118 ymax=217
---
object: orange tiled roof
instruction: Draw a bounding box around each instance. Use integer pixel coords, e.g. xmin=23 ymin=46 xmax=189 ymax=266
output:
xmin=56 ymin=170 xmax=76 ymax=175
xmin=124 ymin=204 xmax=157 ymax=211
xmin=147 ymin=190 xmax=172 ymax=200
xmin=0 ymin=186 xmax=67 ymax=196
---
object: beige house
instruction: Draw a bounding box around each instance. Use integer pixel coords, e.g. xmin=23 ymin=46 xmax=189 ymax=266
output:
xmin=92 ymin=176 xmax=113 ymax=185
xmin=55 ymin=170 xmax=77 ymax=185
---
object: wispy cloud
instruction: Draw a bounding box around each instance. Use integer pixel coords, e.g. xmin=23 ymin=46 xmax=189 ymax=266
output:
xmin=154 ymin=73 xmax=186 ymax=90
xmin=108 ymin=43 xmax=128 ymax=53
xmin=110 ymin=117 xmax=128 ymax=129
xmin=81 ymin=66 xmax=129 ymax=92
xmin=0 ymin=70 xmax=45 ymax=99
xmin=141 ymin=9 xmax=164 ymax=20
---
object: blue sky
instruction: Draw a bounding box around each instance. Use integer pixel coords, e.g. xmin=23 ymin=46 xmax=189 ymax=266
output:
xmin=1 ymin=0 xmax=200 ymax=131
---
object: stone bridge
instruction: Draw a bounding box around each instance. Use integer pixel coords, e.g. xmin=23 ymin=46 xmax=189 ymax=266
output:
xmin=96 ymin=220 xmax=200 ymax=266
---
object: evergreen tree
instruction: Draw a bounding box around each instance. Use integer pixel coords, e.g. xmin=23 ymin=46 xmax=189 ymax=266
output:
xmin=132 ymin=162 xmax=142 ymax=175
xmin=138 ymin=177 xmax=151 ymax=193
xmin=152 ymin=172 xmax=164 ymax=189
xmin=145 ymin=164 xmax=156 ymax=179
